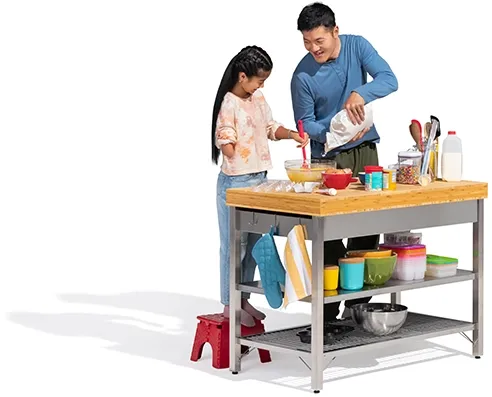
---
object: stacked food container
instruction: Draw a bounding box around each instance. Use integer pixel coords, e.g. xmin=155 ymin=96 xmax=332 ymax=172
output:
xmin=426 ymin=255 xmax=458 ymax=277
xmin=380 ymin=232 xmax=426 ymax=281
xmin=380 ymin=231 xmax=460 ymax=280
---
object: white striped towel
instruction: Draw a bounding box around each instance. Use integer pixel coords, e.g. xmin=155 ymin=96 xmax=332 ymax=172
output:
xmin=283 ymin=224 xmax=312 ymax=307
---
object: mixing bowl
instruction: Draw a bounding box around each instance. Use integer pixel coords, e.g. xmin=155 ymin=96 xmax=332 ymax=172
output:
xmin=350 ymin=302 xmax=408 ymax=336
xmin=364 ymin=253 xmax=398 ymax=285
xmin=322 ymin=172 xmax=358 ymax=189
xmin=284 ymin=159 xmax=336 ymax=183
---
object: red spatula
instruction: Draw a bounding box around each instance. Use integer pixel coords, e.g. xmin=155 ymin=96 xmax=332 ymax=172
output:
xmin=297 ymin=119 xmax=309 ymax=169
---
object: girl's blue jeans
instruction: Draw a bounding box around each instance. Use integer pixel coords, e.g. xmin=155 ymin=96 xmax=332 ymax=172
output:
xmin=216 ymin=170 xmax=267 ymax=305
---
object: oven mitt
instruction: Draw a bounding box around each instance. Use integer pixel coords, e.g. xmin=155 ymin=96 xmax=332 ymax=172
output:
xmin=252 ymin=225 xmax=285 ymax=309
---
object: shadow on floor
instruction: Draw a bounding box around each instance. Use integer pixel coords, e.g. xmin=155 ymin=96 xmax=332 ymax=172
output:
xmin=7 ymin=291 xmax=471 ymax=392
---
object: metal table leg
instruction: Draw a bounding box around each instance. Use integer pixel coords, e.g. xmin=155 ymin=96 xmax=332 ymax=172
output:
xmin=311 ymin=217 xmax=325 ymax=393
xmin=391 ymin=292 xmax=401 ymax=304
xmin=473 ymin=199 xmax=484 ymax=358
xmin=229 ymin=206 xmax=242 ymax=373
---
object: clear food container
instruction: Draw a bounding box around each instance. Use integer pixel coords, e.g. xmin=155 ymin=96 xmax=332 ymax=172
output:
xmin=397 ymin=151 xmax=422 ymax=184
xmin=379 ymin=244 xmax=427 ymax=281
xmin=425 ymin=254 xmax=458 ymax=278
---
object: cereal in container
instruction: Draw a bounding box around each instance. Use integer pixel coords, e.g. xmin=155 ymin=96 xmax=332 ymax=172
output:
xmin=397 ymin=151 xmax=422 ymax=184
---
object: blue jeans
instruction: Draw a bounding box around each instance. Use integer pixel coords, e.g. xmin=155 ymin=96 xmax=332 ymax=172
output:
xmin=216 ymin=170 xmax=267 ymax=305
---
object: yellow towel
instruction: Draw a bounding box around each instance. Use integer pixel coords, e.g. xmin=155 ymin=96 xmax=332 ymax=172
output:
xmin=283 ymin=224 xmax=312 ymax=307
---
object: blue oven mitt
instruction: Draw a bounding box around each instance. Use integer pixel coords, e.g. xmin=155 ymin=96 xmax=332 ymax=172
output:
xmin=252 ymin=226 xmax=285 ymax=309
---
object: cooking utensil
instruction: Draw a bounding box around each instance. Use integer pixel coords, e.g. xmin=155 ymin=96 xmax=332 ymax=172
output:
xmin=410 ymin=119 xmax=423 ymax=151
xmin=298 ymin=119 xmax=309 ymax=169
xmin=430 ymin=115 xmax=441 ymax=140
xmin=420 ymin=118 xmax=438 ymax=177
xmin=297 ymin=323 xmax=354 ymax=344
xmin=350 ymin=302 xmax=408 ymax=336
xmin=424 ymin=122 xmax=431 ymax=140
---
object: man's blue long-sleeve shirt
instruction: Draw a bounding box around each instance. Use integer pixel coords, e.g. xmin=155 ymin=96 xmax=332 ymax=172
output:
xmin=290 ymin=34 xmax=398 ymax=158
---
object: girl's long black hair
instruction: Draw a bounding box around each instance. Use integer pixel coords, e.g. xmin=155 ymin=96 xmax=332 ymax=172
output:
xmin=211 ymin=45 xmax=273 ymax=164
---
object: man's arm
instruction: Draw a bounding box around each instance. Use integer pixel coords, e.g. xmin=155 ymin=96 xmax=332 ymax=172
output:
xmin=290 ymin=74 xmax=327 ymax=143
xmin=352 ymin=36 xmax=398 ymax=103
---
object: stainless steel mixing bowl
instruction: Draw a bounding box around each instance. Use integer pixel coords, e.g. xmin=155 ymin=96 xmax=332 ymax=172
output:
xmin=350 ymin=303 xmax=408 ymax=336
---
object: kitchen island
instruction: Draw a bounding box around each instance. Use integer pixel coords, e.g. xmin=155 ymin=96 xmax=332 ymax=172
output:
xmin=226 ymin=180 xmax=487 ymax=393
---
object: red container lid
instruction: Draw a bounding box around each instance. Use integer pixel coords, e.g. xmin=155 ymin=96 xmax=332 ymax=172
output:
xmin=364 ymin=166 xmax=383 ymax=173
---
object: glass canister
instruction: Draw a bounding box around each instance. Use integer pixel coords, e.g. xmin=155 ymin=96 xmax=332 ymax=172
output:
xmin=397 ymin=151 xmax=422 ymax=184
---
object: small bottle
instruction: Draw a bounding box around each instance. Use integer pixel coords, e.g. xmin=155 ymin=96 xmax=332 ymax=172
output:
xmin=441 ymin=131 xmax=463 ymax=182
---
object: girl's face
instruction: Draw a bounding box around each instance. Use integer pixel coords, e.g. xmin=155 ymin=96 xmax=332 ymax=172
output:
xmin=238 ymin=69 xmax=271 ymax=96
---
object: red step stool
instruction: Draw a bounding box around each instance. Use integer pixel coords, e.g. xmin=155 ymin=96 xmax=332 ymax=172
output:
xmin=190 ymin=313 xmax=272 ymax=369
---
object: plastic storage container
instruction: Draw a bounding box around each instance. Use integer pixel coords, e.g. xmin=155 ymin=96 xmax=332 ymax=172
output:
xmin=383 ymin=231 xmax=422 ymax=246
xmin=338 ymin=257 xmax=365 ymax=290
xmin=364 ymin=165 xmax=383 ymax=191
xmin=379 ymin=244 xmax=427 ymax=281
xmin=426 ymin=254 xmax=458 ymax=278
xmin=383 ymin=168 xmax=396 ymax=190
xmin=441 ymin=131 xmax=463 ymax=182
xmin=397 ymin=151 xmax=422 ymax=184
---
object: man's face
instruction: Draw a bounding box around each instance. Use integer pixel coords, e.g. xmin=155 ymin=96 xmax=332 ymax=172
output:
xmin=302 ymin=26 xmax=339 ymax=63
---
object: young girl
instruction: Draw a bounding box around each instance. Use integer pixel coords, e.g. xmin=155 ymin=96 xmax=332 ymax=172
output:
xmin=212 ymin=45 xmax=309 ymax=327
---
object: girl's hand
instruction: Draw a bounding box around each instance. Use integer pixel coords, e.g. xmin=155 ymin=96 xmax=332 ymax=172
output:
xmin=292 ymin=131 xmax=309 ymax=148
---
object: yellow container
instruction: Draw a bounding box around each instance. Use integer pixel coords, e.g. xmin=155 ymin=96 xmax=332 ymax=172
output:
xmin=323 ymin=265 xmax=339 ymax=290
xmin=383 ymin=169 xmax=396 ymax=190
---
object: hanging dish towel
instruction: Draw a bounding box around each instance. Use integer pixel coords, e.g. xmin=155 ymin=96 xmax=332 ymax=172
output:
xmin=252 ymin=226 xmax=286 ymax=309
xmin=283 ymin=224 xmax=312 ymax=307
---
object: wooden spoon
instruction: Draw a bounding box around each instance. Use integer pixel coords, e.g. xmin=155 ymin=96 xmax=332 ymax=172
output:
xmin=409 ymin=119 xmax=423 ymax=151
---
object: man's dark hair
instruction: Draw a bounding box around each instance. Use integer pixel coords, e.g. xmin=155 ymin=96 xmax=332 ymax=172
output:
xmin=297 ymin=2 xmax=336 ymax=32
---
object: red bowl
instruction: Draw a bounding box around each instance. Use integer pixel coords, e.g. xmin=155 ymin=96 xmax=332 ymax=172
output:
xmin=322 ymin=172 xmax=358 ymax=189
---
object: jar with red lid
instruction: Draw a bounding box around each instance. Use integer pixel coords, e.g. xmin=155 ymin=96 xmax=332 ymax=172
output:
xmin=364 ymin=165 xmax=383 ymax=191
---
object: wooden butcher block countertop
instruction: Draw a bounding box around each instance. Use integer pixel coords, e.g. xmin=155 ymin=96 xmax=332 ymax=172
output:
xmin=226 ymin=180 xmax=488 ymax=217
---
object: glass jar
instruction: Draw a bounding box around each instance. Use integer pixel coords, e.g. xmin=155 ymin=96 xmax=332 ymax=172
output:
xmin=397 ymin=151 xmax=422 ymax=184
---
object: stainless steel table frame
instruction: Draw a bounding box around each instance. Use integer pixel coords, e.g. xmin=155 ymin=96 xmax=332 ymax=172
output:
xmin=228 ymin=199 xmax=484 ymax=393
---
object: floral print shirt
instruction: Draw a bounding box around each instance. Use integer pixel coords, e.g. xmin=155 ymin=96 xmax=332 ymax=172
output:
xmin=215 ymin=90 xmax=282 ymax=176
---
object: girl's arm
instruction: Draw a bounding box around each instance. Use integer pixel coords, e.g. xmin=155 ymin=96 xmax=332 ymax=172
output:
xmin=260 ymin=94 xmax=309 ymax=147
xmin=273 ymin=126 xmax=310 ymax=147
xmin=215 ymin=95 xmax=237 ymax=158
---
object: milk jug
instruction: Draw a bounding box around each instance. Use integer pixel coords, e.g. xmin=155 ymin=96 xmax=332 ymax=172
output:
xmin=441 ymin=131 xmax=463 ymax=182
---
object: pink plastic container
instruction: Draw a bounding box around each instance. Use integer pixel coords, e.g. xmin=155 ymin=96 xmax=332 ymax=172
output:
xmin=379 ymin=244 xmax=427 ymax=281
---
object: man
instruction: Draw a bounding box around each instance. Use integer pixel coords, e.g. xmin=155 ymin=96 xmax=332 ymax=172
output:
xmin=290 ymin=2 xmax=398 ymax=321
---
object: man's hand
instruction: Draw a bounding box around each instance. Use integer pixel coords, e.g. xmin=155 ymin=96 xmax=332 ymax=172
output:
xmin=344 ymin=91 xmax=365 ymax=125
xmin=349 ymin=127 xmax=370 ymax=143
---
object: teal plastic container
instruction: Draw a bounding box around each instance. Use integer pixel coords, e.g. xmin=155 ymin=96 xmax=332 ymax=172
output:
xmin=339 ymin=257 xmax=365 ymax=290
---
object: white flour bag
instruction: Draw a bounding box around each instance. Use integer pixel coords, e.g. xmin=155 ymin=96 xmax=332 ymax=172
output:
xmin=324 ymin=103 xmax=374 ymax=153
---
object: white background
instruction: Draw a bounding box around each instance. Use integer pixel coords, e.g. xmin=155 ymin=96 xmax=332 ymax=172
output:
xmin=1 ymin=0 xmax=490 ymax=396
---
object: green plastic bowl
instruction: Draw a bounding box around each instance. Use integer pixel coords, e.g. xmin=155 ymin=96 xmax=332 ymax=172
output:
xmin=364 ymin=253 xmax=397 ymax=286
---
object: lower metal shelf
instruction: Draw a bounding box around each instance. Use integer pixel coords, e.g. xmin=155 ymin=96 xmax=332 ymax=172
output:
xmin=239 ymin=312 xmax=474 ymax=356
